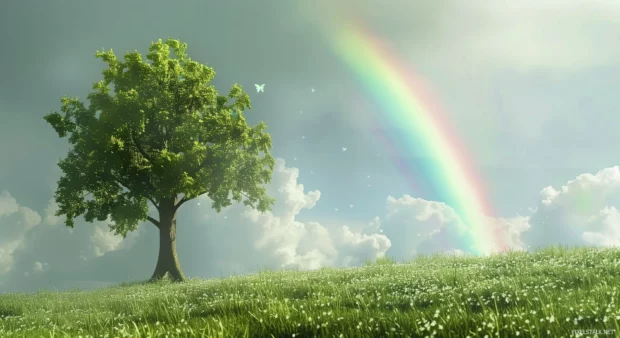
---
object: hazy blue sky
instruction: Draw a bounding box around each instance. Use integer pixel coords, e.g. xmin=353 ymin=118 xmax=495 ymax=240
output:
xmin=2 ymin=0 xmax=620 ymax=292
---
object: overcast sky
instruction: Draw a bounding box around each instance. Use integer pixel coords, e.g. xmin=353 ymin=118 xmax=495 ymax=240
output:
xmin=2 ymin=0 xmax=620 ymax=293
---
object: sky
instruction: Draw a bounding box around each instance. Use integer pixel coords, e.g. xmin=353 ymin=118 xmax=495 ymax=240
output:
xmin=1 ymin=0 xmax=620 ymax=292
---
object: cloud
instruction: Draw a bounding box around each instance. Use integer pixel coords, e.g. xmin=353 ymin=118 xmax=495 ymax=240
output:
xmin=0 ymin=159 xmax=391 ymax=292
xmin=582 ymin=207 xmax=620 ymax=247
xmin=366 ymin=166 xmax=620 ymax=260
xmin=176 ymin=158 xmax=390 ymax=274
xmin=370 ymin=166 xmax=620 ymax=259
xmin=307 ymin=0 xmax=620 ymax=72
xmin=4 ymin=161 xmax=620 ymax=293
xmin=33 ymin=261 xmax=49 ymax=273
xmin=522 ymin=166 xmax=620 ymax=249
xmin=457 ymin=1 xmax=620 ymax=72
xmin=0 ymin=191 xmax=41 ymax=275
xmin=0 ymin=192 xmax=143 ymax=291
xmin=362 ymin=195 xmax=529 ymax=260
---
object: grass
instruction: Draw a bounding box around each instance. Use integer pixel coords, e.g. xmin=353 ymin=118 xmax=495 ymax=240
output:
xmin=1 ymin=246 xmax=619 ymax=337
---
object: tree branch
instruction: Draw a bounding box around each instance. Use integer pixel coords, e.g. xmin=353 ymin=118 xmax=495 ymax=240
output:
xmin=174 ymin=195 xmax=193 ymax=211
xmin=146 ymin=215 xmax=160 ymax=229
xmin=186 ymin=153 xmax=214 ymax=178
xmin=130 ymin=130 xmax=155 ymax=164
xmin=146 ymin=196 xmax=160 ymax=212
xmin=174 ymin=190 xmax=207 ymax=211
xmin=128 ymin=131 xmax=162 ymax=199
xmin=111 ymin=176 xmax=160 ymax=212
xmin=174 ymin=190 xmax=251 ymax=212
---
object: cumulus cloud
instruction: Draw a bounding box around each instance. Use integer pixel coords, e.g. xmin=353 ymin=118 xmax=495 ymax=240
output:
xmin=363 ymin=195 xmax=529 ymax=260
xmin=4 ymin=160 xmax=620 ymax=293
xmin=0 ymin=159 xmax=391 ymax=292
xmin=178 ymin=158 xmax=391 ymax=274
xmin=0 ymin=191 xmax=41 ymax=275
xmin=366 ymin=166 xmax=620 ymax=259
xmin=522 ymin=166 xmax=620 ymax=249
xmin=582 ymin=207 xmax=620 ymax=247
xmin=0 ymin=191 xmax=144 ymax=291
xmin=372 ymin=165 xmax=620 ymax=258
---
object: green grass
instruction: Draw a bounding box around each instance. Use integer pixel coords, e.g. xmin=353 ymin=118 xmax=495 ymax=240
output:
xmin=1 ymin=246 xmax=620 ymax=337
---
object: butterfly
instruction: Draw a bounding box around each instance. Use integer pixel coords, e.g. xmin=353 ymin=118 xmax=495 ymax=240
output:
xmin=311 ymin=88 xmax=315 ymax=92
xmin=255 ymin=84 xmax=265 ymax=93
xmin=349 ymin=204 xmax=353 ymax=208
xmin=342 ymin=147 xmax=347 ymax=152
xmin=334 ymin=208 xmax=338 ymax=211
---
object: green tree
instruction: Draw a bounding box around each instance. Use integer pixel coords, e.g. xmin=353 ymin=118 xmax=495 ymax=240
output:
xmin=44 ymin=39 xmax=275 ymax=282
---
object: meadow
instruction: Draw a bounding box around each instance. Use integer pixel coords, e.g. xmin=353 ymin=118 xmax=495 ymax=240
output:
xmin=0 ymin=246 xmax=619 ymax=337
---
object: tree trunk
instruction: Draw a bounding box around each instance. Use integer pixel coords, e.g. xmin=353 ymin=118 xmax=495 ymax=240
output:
xmin=150 ymin=197 xmax=186 ymax=282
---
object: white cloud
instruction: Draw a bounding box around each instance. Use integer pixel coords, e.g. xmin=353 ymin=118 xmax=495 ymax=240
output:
xmin=91 ymin=225 xmax=124 ymax=257
xmin=523 ymin=166 xmax=620 ymax=249
xmin=495 ymin=216 xmax=531 ymax=249
xmin=367 ymin=195 xmax=528 ymax=260
xmin=188 ymin=158 xmax=390 ymax=274
xmin=0 ymin=159 xmax=391 ymax=291
xmin=582 ymin=207 xmax=620 ymax=247
xmin=450 ymin=1 xmax=620 ymax=72
xmin=0 ymin=191 xmax=42 ymax=274
xmin=306 ymin=0 xmax=620 ymax=73
xmin=41 ymin=201 xmax=138 ymax=257
xmin=5 ymin=159 xmax=620 ymax=293
xmin=33 ymin=261 xmax=49 ymax=273
xmin=0 ymin=190 xmax=20 ymax=216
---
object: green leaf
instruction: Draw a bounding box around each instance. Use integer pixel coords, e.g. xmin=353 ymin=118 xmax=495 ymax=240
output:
xmin=44 ymin=38 xmax=276 ymax=237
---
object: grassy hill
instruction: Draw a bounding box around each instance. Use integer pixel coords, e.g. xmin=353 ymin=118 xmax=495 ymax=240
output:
xmin=1 ymin=246 xmax=619 ymax=337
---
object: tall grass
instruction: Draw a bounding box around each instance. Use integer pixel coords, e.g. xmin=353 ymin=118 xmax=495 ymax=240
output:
xmin=1 ymin=246 xmax=619 ymax=337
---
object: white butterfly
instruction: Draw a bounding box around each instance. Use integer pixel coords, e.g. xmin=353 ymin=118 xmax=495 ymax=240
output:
xmin=334 ymin=208 xmax=338 ymax=211
xmin=342 ymin=147 xmax=347 ymax=152
xmin=349 ymin=204 xmax=353 ymax=208
xmin=302 ymin=136 xmax=305 ymax=139
xmin=379 ymin=229 xmax=383 ymax=233
xmin=311 ymin=88 xmax=315 ymax=92
xmin=255 ymin=84 xmax=265 ymax=93
xmin=197 ymin=202 xmax=201 ymax=206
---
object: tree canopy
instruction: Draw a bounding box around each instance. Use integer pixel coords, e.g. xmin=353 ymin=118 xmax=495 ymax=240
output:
xmin=44 ymin=38 xmax=275 ymax=239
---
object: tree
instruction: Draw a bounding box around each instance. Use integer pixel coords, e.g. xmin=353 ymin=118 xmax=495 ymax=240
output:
xmin=44 ymin=39 xmax=275 ymax=282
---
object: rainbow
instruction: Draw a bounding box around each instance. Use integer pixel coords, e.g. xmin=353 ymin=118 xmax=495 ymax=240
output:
xmin=323 ymin=19 xmax=507 ymax=256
